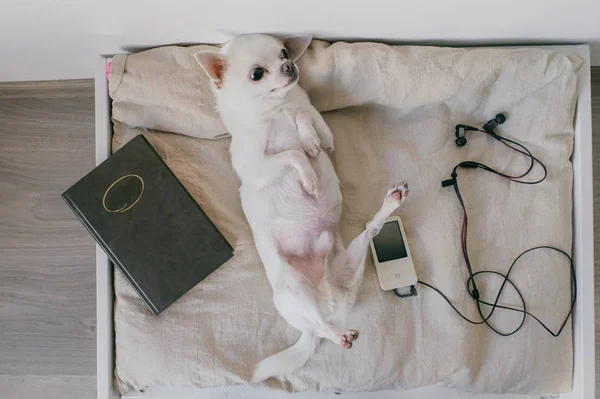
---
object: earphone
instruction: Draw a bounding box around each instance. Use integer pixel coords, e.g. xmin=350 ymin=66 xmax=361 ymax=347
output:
xmin=454 ymin=113 xmax=506 ymax=147
xmin=409 ymin=113 xmax=576 ymax=337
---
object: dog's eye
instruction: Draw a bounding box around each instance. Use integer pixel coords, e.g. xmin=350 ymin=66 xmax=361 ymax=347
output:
xmin=250 ymin=68 xmax=265 ymax=81
xmin=281 ymin=49 xmax=289 ymax=60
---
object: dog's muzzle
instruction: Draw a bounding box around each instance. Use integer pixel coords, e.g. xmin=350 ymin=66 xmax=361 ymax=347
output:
xmin=281 ymin=60 xmax=298 ymax=80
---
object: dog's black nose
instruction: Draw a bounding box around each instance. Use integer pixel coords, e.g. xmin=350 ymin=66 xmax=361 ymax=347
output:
xmin=281 ymin=60 xmax=294 ymax=75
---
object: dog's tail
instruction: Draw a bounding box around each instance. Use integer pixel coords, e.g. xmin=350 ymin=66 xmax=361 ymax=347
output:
xmin=251 ymin=331 xmax=318 ymax=383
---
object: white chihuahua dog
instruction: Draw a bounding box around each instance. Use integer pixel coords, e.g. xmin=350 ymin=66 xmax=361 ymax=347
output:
xmin=194 ymin=34 xmax=408 ymax=382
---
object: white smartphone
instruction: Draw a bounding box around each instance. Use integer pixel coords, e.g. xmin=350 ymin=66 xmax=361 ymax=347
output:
xmin=368 ymin=216 xmax=418 ymax=291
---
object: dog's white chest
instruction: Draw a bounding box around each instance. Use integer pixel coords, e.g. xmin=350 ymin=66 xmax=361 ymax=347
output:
xmin=264 ymin=107 xmax=303 ymax=155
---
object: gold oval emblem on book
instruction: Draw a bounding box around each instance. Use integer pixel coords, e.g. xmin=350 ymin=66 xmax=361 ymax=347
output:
xmin=102 ymin=174 xmax=145 ymax=213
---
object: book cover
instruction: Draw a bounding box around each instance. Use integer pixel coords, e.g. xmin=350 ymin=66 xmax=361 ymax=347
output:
xmin=62 ymin=135 xmax=233 ymax=315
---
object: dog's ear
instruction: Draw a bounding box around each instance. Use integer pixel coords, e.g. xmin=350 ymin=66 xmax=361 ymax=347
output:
xmin=194 ymin=51 xmax=227 ymax=83
xmin=283 ymin=35 xmax=313 ymax=62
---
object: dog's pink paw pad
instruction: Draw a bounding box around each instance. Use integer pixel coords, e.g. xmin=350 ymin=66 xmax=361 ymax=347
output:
xmin=340 ymin=329 xmax=359 ymax=349
xmin=385 ymin=181 xmax=409 ymax=204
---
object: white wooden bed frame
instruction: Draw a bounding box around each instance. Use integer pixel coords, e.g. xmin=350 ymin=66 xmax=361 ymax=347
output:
xmin=94 ymin=44 xmax=594 ymax=399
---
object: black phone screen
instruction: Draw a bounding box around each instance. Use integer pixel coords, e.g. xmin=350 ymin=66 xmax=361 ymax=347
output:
xmin=372 ymin=220 xmax=408 ymax=263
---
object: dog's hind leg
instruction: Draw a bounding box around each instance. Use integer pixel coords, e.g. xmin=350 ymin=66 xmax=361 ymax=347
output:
xmin=334 ymin=182 xmax=409 ymax=308
xmin=273 ymin=270 xmax=361 ymax=349
xmin=275 ymin=233 xmax=360 ymax=349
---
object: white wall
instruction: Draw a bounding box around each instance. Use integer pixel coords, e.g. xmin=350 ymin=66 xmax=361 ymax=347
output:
xmin=2 ymin=0 xmax=600 ymax=81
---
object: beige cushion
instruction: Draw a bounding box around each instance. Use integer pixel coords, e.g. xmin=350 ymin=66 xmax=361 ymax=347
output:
xmin=109 ymin=41 xmax=582 ymax=396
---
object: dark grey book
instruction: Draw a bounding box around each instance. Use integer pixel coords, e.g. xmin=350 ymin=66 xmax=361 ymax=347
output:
xmin=62 ymin=135 xmax=233 ymax=315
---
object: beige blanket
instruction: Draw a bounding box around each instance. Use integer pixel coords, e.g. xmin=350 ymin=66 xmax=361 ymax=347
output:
xmin=108 ymin=41 xmax=582 ymax=395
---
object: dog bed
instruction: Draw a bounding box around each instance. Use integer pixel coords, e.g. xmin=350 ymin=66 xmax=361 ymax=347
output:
xmin=108 ymin=40 xmax=582 ymax=395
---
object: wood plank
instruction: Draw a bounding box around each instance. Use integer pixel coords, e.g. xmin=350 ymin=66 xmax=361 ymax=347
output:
xmin=0 ymin=82 xmax=96 ymax=378
xmin=0 ymin=80 xmax=94 ymax=100
xmin=0 ymin=375 xmax=96 ymax=399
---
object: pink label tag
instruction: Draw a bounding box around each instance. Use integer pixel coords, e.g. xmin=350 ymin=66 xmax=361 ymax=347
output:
xmin=106 ymin=61 xmax=112 ymax=79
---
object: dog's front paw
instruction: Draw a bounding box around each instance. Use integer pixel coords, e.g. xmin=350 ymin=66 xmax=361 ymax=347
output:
xmin=290 ymin=150 xmax=319 ymax=197
xmin=320 ymin=132 xmax=335 ymax=152
xmin=296 ymin=111 xmax=322 ymax=158
xmin=299 ymin=170 xmax=319 ymax=197
xmin=301 ymin=134 xmax=322 ymax=158
xmin=322 ymin=143 xmax=334 ymax=152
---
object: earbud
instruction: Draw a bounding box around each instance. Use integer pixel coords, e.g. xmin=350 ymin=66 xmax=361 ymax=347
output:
xmin=455 ymin=136 xmax=467 ymax=147
xmin=482 ymin=113 xmax=506 ymax=133
xmin=454 ymin=124 xmax=477 ymax=147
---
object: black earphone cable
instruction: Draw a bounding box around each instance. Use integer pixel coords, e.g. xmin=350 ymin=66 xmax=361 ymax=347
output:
xmin=405 ymin=126 xmax=575 ymax=337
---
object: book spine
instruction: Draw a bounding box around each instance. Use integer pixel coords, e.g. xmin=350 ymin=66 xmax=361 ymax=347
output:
xmin=61 ymin=193 xmax=160 ymax=315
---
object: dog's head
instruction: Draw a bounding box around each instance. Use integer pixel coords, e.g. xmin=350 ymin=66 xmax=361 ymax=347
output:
xmin=194 ymin=34 xmax=312 ymax=99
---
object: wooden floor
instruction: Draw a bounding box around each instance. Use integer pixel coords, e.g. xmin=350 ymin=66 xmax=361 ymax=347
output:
xmin=0 ymin=71 xmax=598 ymax=398
xmin=0 ymin=80 xmax=96 ymax=398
